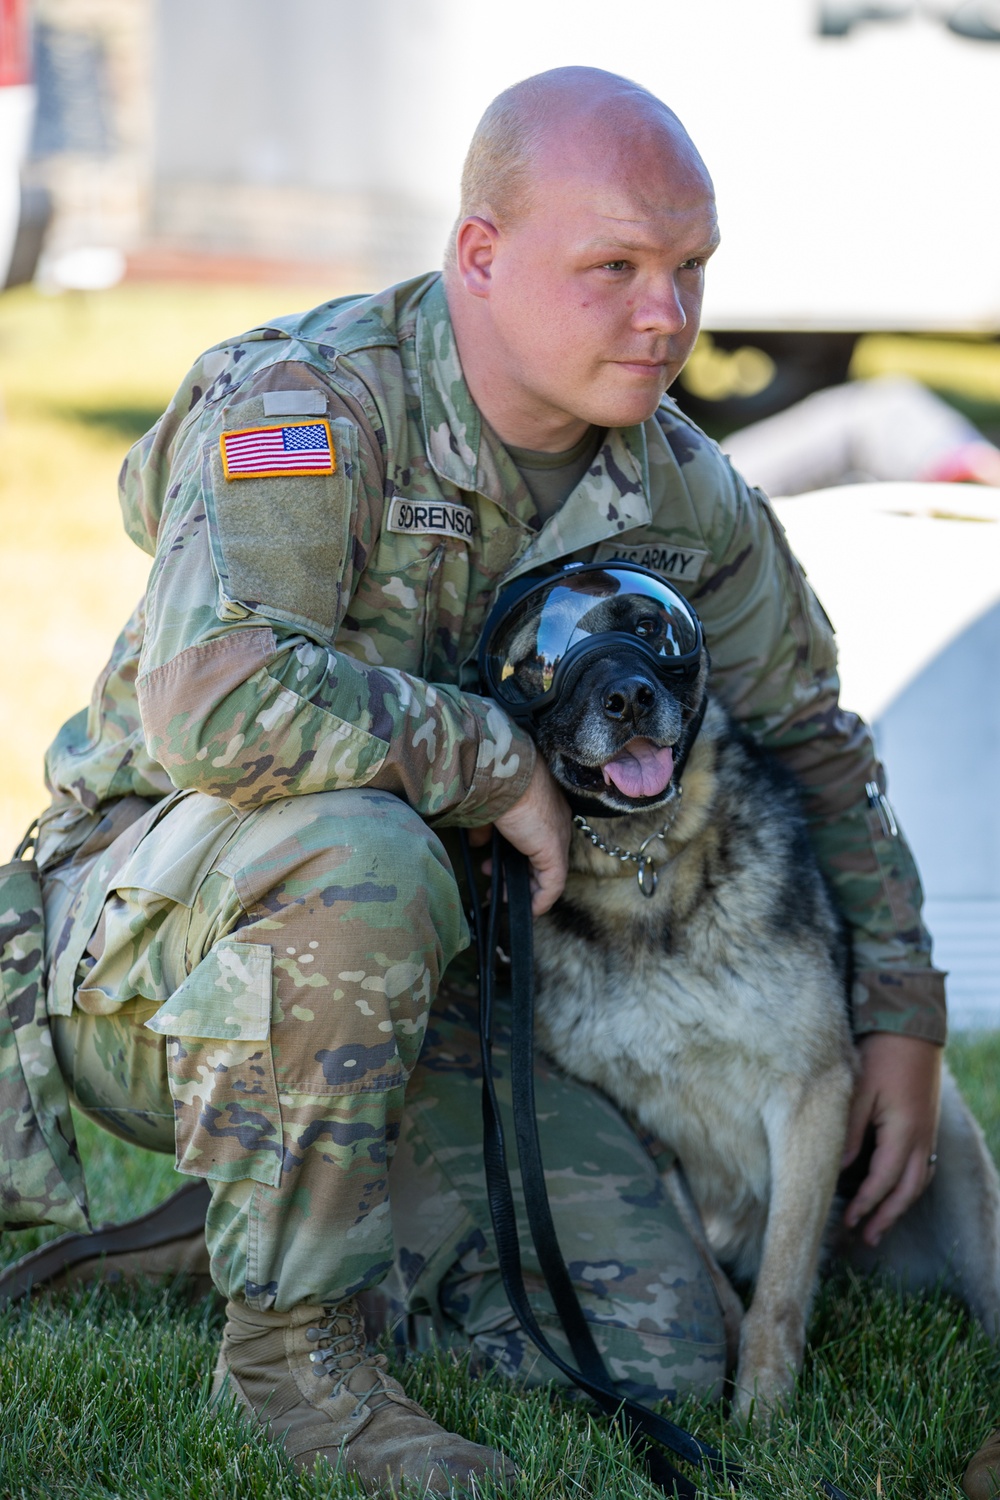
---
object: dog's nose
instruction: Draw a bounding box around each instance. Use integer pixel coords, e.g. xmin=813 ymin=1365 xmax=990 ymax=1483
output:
xmin=602 ymin=676 xmax=657 ymax=722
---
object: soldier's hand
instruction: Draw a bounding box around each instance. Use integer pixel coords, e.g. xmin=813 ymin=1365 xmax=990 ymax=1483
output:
xmin=471 ymin=758 xmax=572 ymax=917
xmin=841 ymin=1032 xmax=942 ymax=1247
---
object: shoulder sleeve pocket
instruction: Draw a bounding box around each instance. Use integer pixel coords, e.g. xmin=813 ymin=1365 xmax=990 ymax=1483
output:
xmin=206 ymin=392 xmax=360 ymax=642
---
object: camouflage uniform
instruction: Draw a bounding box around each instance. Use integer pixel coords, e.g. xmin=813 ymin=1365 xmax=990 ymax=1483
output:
xmin=0 ymin=272 xmax=944 ymax=1393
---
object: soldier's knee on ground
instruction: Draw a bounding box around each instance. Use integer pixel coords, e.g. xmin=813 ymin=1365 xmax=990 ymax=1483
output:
xmin=436 ymin=1257 xmax=728 ymax=1404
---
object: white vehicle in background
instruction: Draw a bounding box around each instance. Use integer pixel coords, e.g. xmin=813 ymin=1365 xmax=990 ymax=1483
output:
xmin=0 ymin=0 xmax=49 ymax=290
xmin=645 ymin=0 xmax=1000 ymax=428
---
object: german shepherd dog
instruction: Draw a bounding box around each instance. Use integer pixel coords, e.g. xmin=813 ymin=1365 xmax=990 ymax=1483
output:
xmin=505 ymin=589 xmax=1000 ymax=1417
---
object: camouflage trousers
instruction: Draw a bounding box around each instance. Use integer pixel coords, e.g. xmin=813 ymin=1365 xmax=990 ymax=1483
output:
xmin=40 ymin=788 xmax=726 ymax=1402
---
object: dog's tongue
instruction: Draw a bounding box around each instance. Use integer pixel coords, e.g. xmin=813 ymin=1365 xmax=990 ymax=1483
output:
xmin=602 ymin=740 xmax=675 ymax=799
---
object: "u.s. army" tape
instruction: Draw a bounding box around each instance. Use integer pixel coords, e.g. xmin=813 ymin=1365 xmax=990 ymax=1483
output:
xmin=594 ymin=540 xmax=709 ymax=582
xmin=386 ymin=495 xmax=476 ymax=540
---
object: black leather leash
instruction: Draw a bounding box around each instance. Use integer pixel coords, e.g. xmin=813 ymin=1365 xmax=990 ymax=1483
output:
xmin=462 ymin=828 xmax=738 ymax=1498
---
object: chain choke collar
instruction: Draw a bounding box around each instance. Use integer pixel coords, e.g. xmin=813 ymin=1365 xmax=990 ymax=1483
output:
xmin=572 ymin=783 xmax=681 ymax=898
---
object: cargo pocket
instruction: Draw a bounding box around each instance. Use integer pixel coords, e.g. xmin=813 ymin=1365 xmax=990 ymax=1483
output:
xmin=72 ymin=790 xmax=241 ymax=1015
xmin=0 ymin=857 xmax=89 ymax=1230
xmin=145 ymin=938 xmax=283 ymax=1188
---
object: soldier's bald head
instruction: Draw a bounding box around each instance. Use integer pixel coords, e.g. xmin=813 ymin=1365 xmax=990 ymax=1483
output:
xmin=449 ymin=67 xmax=711 ymax=257
xmin=444 ymin=68 xmax=718 ymax=444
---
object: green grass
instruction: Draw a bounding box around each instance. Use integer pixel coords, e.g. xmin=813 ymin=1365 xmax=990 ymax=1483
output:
xmin=2 ymin=1039 xmax=999 ymax=1498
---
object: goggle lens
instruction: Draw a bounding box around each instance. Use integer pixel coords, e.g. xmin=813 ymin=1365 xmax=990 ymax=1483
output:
xmin=484 ymin=566 xmax=702 ymax=709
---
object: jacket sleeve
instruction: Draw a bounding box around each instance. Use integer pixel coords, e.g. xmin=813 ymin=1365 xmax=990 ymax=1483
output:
xmin=131 ymin=360 xmax=535 ymax=827
xmin=681 ymin=435 xmax=946 ymax=1044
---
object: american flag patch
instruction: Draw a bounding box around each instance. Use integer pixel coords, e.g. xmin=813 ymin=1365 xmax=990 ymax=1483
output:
xmin=220 ymin=420 xmax=336 ymax=480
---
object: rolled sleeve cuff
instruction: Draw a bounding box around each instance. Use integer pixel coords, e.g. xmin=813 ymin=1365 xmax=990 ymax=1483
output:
xmin=852 ymin=968 xmax=948 ymax=1045
xmin=439 ymin=699 xmax=537 ymax=827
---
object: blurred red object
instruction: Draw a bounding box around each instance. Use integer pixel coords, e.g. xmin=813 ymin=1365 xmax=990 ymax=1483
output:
xmin=0 ymin=0 xmax=31 ymax=89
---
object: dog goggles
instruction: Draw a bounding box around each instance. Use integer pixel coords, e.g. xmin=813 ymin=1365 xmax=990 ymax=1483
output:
xmin=479 ymin=561 xmax=704 ymax=725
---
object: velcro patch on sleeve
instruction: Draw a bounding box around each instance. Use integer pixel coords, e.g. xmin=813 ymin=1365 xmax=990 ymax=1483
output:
xmin=262 ymin=389 xmax=328 ymax=417
xmin=385 ymin=494 xmax=476 ymax=540
xmin=220 ymin=419 xmax=336 ymax=480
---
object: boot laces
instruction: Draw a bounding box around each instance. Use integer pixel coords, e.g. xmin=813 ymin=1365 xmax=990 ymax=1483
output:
xmin=305 ymin=1303 xmax=395 ymax=1420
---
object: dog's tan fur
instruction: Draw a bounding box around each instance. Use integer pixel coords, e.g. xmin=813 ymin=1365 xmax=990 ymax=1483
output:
xmin=533 ymin=697 xmax=1000 ymax=1416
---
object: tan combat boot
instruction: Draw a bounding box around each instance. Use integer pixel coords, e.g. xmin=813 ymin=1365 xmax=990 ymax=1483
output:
xmin=964 ymin=1428 xmax=1000 ymax=1499
xmin=213 ymin=1297 xmax=517 ymax=1495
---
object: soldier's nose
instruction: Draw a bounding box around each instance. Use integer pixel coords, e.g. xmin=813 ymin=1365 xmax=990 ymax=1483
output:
xmin=602 ymin=677 xmax=657 ymax=722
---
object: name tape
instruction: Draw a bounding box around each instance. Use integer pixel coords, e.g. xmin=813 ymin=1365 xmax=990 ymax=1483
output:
xmin=594 ymin=541 xmax=709 ymax=582
xmin=386 ymin=495 xmax=476 ymax=541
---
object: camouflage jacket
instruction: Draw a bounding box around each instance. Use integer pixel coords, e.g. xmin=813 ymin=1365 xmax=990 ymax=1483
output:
xmin=39 ymin=273 xmax=946 ymax=1043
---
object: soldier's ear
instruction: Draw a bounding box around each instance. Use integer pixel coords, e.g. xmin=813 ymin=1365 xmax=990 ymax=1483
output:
xmin=453 ymin=216 xmax=499 ymax=299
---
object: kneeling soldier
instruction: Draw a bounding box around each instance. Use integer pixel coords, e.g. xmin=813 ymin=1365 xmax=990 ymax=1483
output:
xmin=0 ymin=65 xmax=946 ymax=1494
